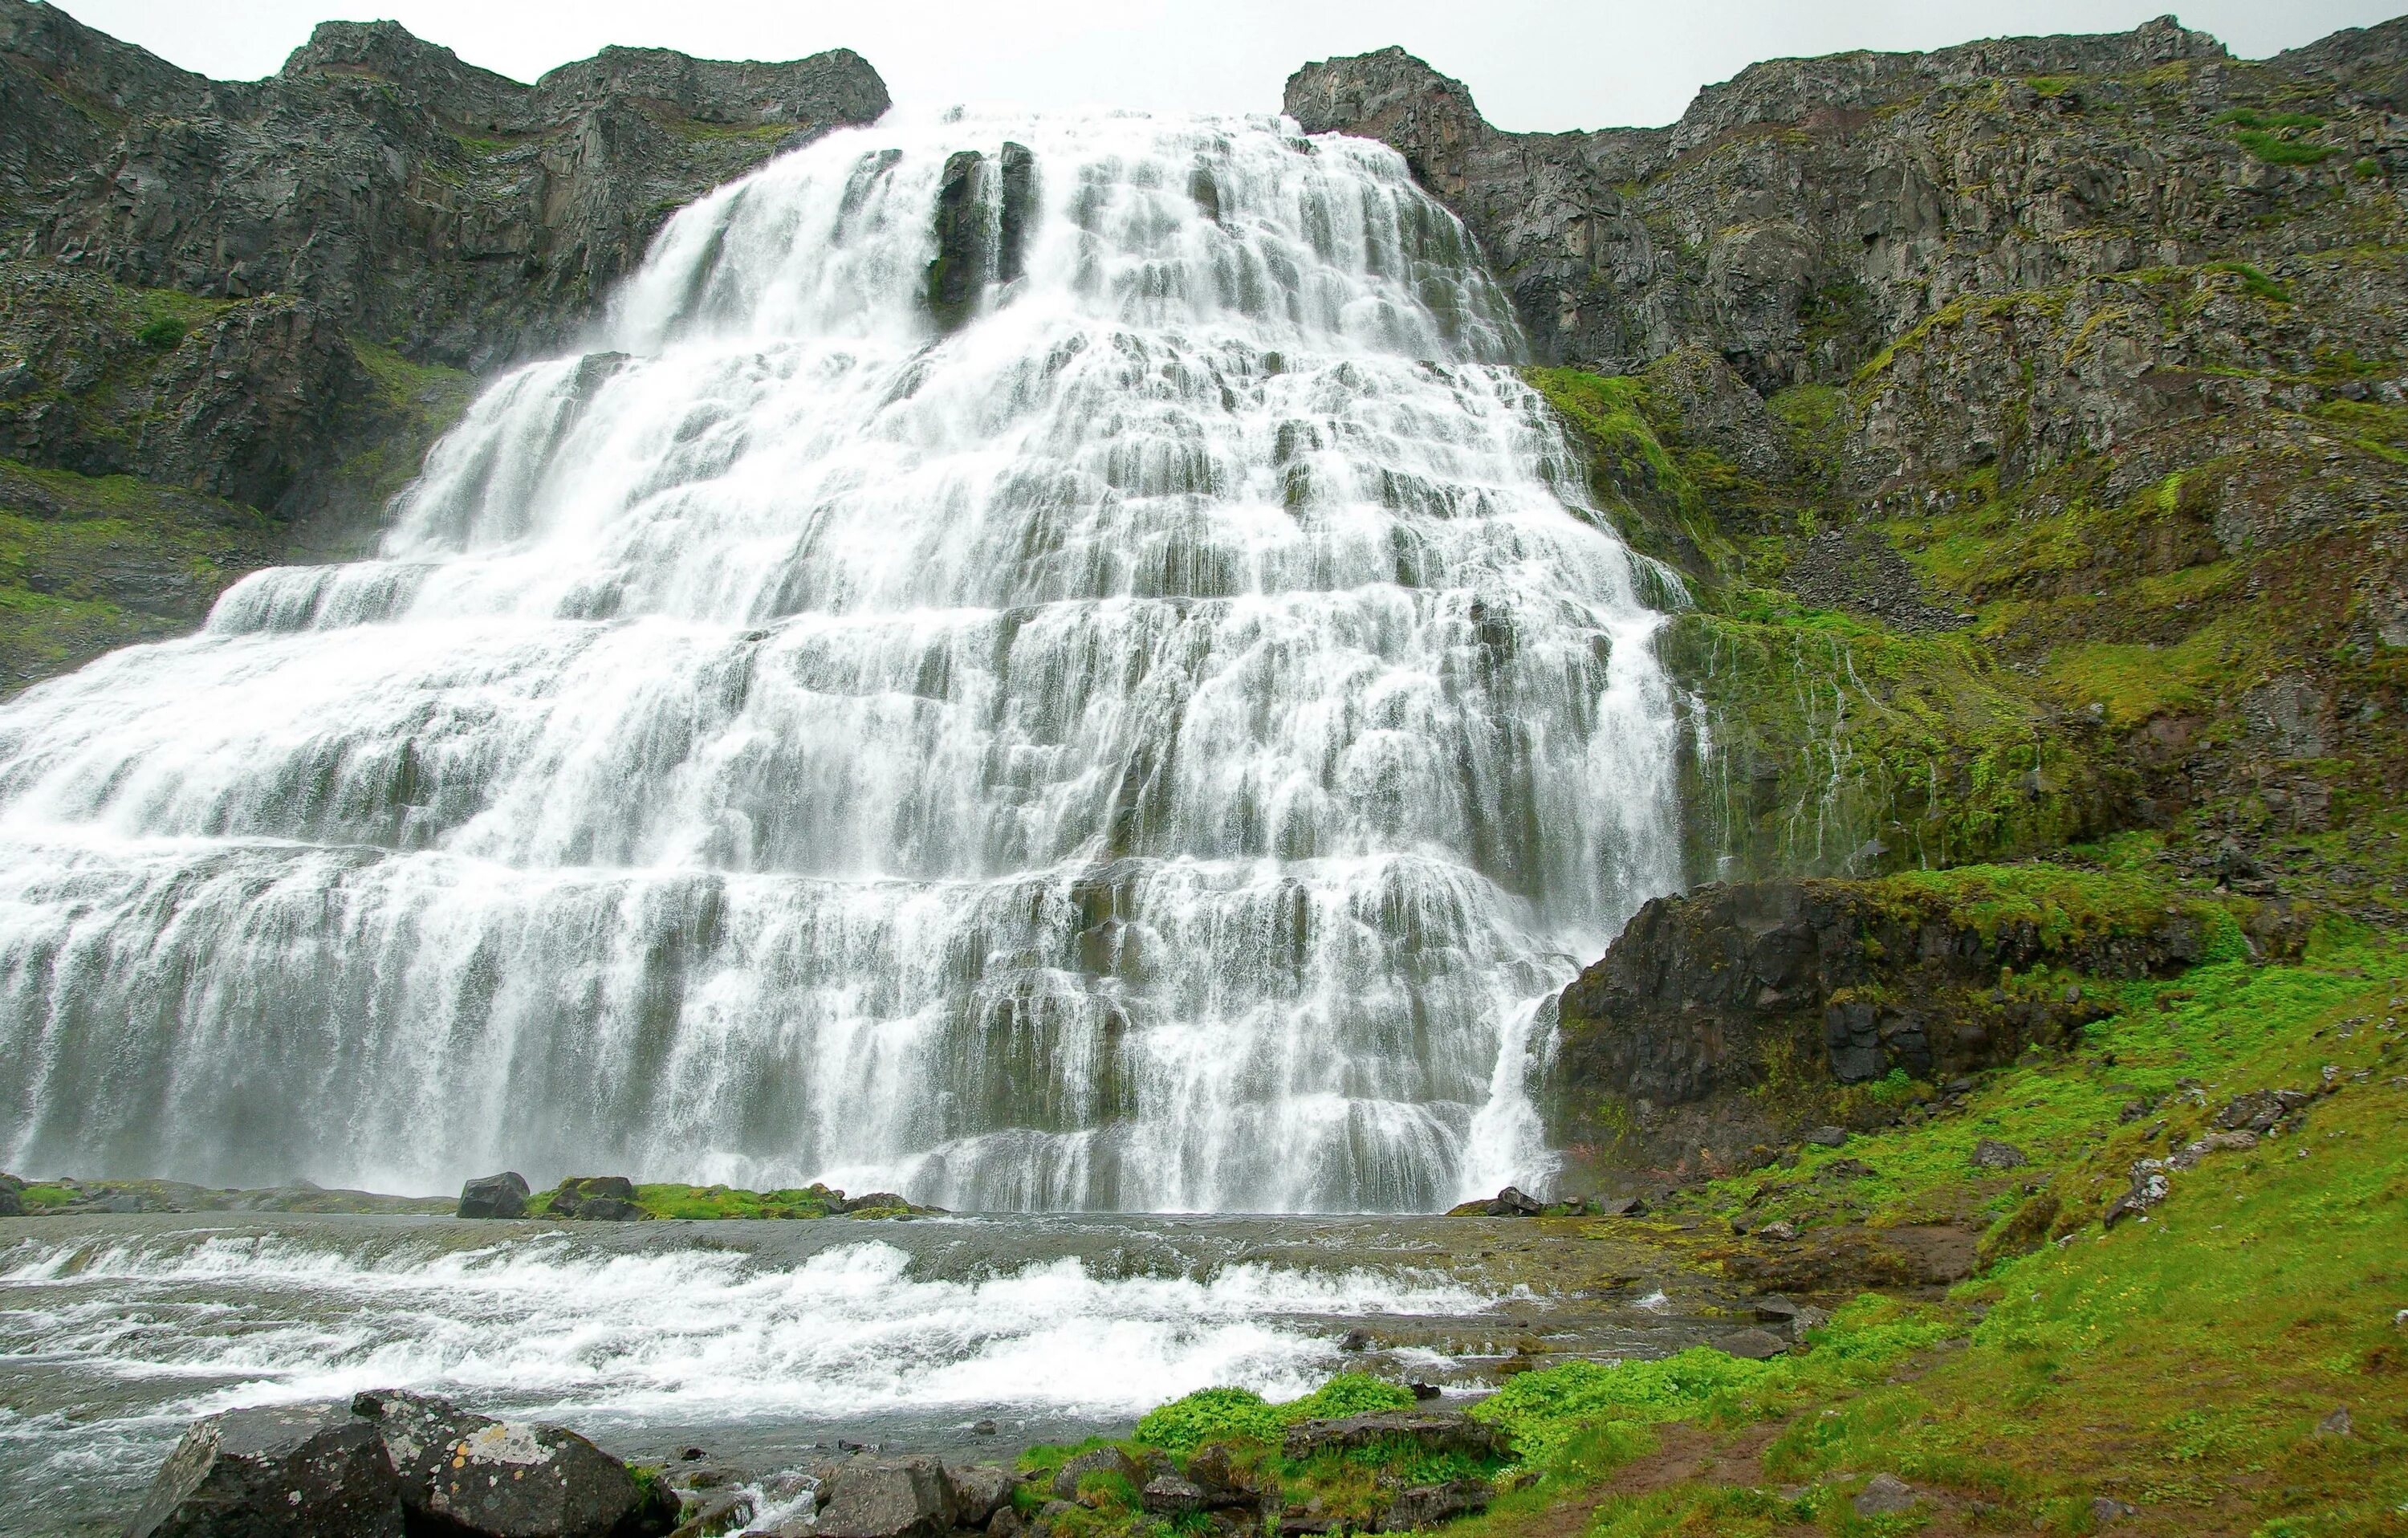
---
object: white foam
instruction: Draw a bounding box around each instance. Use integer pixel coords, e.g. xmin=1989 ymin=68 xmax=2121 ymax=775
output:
xmin=0 ymin=1231 xmax=1488 ymax=1420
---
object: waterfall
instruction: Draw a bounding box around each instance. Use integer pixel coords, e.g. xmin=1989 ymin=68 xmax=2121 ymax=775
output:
xmin=0 ymin=111 xmax=1685 ymax=1212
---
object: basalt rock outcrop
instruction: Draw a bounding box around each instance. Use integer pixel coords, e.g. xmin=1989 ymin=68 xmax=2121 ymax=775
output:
xmin=5 ymin=4 xmax=889 ymax=368
xmin=1543 ymin=871 xmax=2300 ymax=1177
xmin=0 ymin=2 xmax=888 ymax=691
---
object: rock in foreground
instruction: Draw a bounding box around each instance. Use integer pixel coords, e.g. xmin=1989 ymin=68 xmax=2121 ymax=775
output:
xmin=126 ymin=1392 xmax=673 ymax=1538
xmin=125 ymin=1401 xmax=404 ymax=1538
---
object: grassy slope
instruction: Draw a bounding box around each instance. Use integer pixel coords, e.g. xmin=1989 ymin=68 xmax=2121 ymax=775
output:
xmin=1068 ymin=923 xmax=2406 ymax=1536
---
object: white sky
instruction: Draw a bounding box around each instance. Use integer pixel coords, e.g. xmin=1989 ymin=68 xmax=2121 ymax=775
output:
xmin=48 ymin=2 xmax=2408 ymax=132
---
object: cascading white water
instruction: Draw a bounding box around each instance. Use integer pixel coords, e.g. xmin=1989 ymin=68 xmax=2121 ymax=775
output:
xmin=0 ymin=111 xmax=1684 ymax=1211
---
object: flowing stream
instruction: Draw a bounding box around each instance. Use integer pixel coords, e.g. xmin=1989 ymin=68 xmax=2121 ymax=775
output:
xmin=0 ymin=110 xmax=1683 ymax=1211
xmin=0 ymin=1213 xmax=1727 ymax=1536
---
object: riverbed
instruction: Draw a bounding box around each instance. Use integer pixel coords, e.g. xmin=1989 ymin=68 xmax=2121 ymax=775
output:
xmin=0 ymin=1210 xmax=1726 ymax=1536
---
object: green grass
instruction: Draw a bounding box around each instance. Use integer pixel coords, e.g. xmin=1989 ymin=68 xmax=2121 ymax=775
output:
xmin=1506 ymin=923 xmax=2408 ymax=1535
xmin=2233 ymin=129 xmax=2340 ymax=167
xmin=2216 ymin=108 xmax=2328 ymax=132
xmin=1134 ymin=1374 xmax=1417 ymax=1454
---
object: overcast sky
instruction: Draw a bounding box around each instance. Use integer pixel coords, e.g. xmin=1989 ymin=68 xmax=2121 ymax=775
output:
xmin=51 ymin=2 xmax=2408 ymax=132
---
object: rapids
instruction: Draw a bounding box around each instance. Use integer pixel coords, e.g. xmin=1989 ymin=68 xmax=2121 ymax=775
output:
xmin=0 ymin=110 xmax=1684 ymax=1210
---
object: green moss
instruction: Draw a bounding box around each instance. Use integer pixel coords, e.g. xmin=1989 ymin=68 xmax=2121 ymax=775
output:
xmin=2215 ymin=107 xmax=2327 ymax=131
xmin=627 ymin=1182 xmax=841 ymax=1220
xmin=133 ymin=316 xmax=187 ymax=351
xmin=1523 ymin=365 xmax=1737 ymax=594
xmin=2233 ymin=128 xmax=2340 ymax=167
xmin=1134 ymin=1388 xmax=1286 ymax=1453
xmin=0 ymin=459 xmax=281 ymax=693
xmin=1663 ymin=612 xmax=2117 ymax=878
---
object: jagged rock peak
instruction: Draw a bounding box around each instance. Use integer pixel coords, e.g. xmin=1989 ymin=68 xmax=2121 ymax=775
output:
xmin=1283 ymin=47 xmax=1493 ymax=197
xmin=0 ymin=0 xmax=209 ymax=115
xmin=278 ymin=16 xmax=890 ymax=135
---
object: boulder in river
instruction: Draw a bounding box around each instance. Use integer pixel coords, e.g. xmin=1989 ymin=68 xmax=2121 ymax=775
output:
xmin=547 ymin=1176 xmax=645 ymax=1221
xmin=0 ymin=1171 xmax=23 ymax=1216
xmin=125 ymin=1399 xmax=405 ymax=1538
xmin=350 ymin=1388 xmax=671 ymax=1538
xmin=458 ymin=1171 xmax=531 ymax=1219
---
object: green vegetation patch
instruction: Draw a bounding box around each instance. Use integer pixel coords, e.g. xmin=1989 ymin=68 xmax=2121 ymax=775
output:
xmin=0 ymin=459 xmax=280 ymax=694
xmin=1662 ymin=610 xmax=2117 ymax=878
xmin=1475 ymin=925 xmax=2408 ymax=1536
xmin=2233 ymin=128 xmax=2341 ymax=167
xmin=1133 ymin=1374 xmax=1416 ymax=1455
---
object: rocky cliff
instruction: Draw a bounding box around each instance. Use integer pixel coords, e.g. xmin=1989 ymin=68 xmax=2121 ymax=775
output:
xmin=0 ymin=0 xmax=886 ymax=688
xmin=1287 ymin=18 xmax=2408 ymax=1170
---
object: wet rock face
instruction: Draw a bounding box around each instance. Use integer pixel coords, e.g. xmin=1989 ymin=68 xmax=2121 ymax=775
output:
xmin=124 ymin=1400 xmax=405 ymax=1538
xmin=816 ymin=1456 xmax=959 ymax=1538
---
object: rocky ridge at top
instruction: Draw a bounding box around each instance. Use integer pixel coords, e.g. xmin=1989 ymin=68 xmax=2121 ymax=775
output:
xmin=1286 ymin=17 xmax=2404 ymax=388
xmin=4 ymin=2 xmax=889 ymax=368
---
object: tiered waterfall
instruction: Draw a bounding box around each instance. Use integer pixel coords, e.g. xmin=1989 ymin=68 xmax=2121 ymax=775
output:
xmin=0 ymin=111 xmax=1685 ymax=1211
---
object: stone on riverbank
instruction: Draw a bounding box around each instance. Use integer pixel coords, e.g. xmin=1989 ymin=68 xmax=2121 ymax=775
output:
xmin=125 ymin=1391 xmax=673 ymax=1538
xmin=816 ymin=1456 xmax=958 ymax=1538
xmin=353 ymin=1387 xmax=671 ymax=1538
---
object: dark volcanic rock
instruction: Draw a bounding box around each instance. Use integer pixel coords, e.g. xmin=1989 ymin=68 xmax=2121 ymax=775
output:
xmin=351 ymin=1388 xmax=670 ymax=1538
xmin=946 ymin=1465 xmax=1015 ymax=1526
xmin=0 ymin=1171 xmax=22 ymax=1216
xmin=546 ymin=1175 xmax=644 ymax=1221
xmin=1547 ymin=877 xmax=2231 ymax=1173
xmin=1444 ymin=1184 xmax=1544 ymax=1217
xmin=1379 ymin=1479 xmax=1492 ymax=1530
xmin=1285 ymin=20 xmax=2236 ymax=382
xmin=125 ymin=1400 xmax=404 ymax=1538
xmin=458 ymin=1171 xmax=531 ymax=1219
xmin=8 ymin=5 xmax=890 ymax=369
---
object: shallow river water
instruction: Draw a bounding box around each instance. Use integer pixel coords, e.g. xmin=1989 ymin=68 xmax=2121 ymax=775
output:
xmin=0 ymin=1211 xmax=1723 ymax=1536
